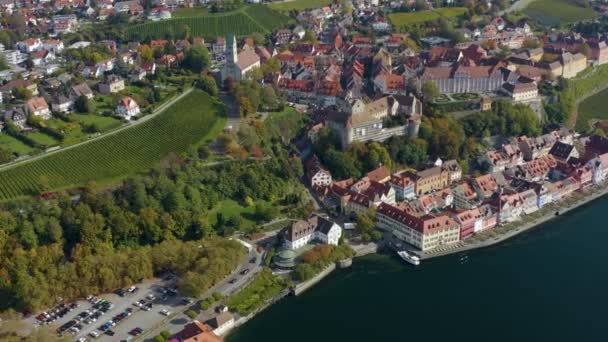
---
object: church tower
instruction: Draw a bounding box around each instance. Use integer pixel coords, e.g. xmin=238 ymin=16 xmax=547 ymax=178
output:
xmin=227 ymin=33 xmax=237 ymax=65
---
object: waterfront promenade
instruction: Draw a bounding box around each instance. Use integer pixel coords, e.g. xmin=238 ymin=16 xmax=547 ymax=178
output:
xmin=420 ymin=181 xmax=608 ymax=260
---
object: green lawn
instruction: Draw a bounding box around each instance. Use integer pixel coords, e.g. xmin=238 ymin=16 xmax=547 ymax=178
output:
xmin=75 ymin=114 xmax=122 ymax=132
xmin=524 ymin=0 xmax=597 ymax=26
xmin=435 ymin=7 xmax=468 ymax=18
xmin=25 ymin=132 xmax=59 ymax=147
xmin=209 ymin=199 xmax=257 ymax=228
xmin=173 ymin=7 xmax=209 ymax=17
xmin=389 ymin=11 xmax=440 ymax=26
xmin=0 ymin=134 xmax=35 ymax=155
xmin=389 ymin=7 xmax=468 ymax=29
xmin=225 ymin=268 xmax=289 ymax=315
xmin=577 ymin=88 xmax=608 ymax=131
xmin=268 ymin=0 xmax=332 ymax=11
xmin=0 ymin=90 xmax=225 ymax=200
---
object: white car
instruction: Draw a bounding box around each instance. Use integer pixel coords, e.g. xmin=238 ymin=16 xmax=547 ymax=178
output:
xmin=89 ymin=331 xmax=99 ymax=338
xmin=160 ymin=309 xmax=171 ymax=316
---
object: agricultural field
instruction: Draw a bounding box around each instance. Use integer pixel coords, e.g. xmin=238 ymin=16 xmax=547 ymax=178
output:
xmin=173 ymin=7 xmax=209 ymax=17
xmin=0 ymin=90 xmax=225 ymax=200
xmin=125 ymin=5 xmax=290 ymax=40
xmin=524 ymin=0 xmax=597 ymax=26
xmin=267 ymin=0 xmax=332 ymax=11
xmin=577 ymin=88 xmax=608 ymax=132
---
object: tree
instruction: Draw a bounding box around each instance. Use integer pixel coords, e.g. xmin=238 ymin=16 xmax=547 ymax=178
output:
xmin=250 ymin=32 xmax=266 ymax=45
xmin=186 ymin=310 xmax=197 ymax=319
xmin=356 ymin=210 xmax=376 ymax=236
xmin=421 ymin=81 xmax=439 ymax=99
xmin=12 ymin=87 xmax=33 ymax=100
xmin=182 ymin=45 xmax=211 ymax=73
xmin=75 ymin=95 xmax=92 ymax=113
xmin=197 ymin=74 xmax=218 ymax=96
xmin=138 ymin=45 xmax=154 ymax=63
xmin=580 ymin=43 xmax=592 ymax=59
xmin=295 ymin=263 xmax=316 ymax=281
xmin=0 ymin=55 xmax=8 ymax=71
xmin=302 ymin=30 xmax=317 ymax=43
xmin=0 ymin=147 xmax=14 ymax=164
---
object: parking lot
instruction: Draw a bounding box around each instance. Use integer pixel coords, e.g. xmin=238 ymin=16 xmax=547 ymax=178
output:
xmin=26 ymin=239 xmax=266 ymax=342
xmin=27 ymin=275 xmax=195 ymax=342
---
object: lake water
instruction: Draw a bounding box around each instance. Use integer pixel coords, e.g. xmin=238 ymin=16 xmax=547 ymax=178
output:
xmin=227 ymin=197 xmax=608 ymax=342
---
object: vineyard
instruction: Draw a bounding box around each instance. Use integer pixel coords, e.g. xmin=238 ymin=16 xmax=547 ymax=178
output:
xmin=0 ymin=90 xmax=225 ymax=200
xmin=125 ymin=5 xmax=291 ymax=40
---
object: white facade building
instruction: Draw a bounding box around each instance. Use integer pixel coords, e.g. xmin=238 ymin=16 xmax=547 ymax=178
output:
xmin=283 ymin=216 xmax=342 ymax=250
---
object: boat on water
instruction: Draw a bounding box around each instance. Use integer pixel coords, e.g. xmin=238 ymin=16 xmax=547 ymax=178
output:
xmin=397 ymin=250 xmax=420 ymax=266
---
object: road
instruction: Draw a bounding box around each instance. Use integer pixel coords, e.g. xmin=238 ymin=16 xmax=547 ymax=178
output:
xmin=219 ymin=92 xmax=241 ymax=132
xmin=135 ymin=245 xmax=265 ymax=342
xmin=0 ymin=88 xmax=194 ymax=172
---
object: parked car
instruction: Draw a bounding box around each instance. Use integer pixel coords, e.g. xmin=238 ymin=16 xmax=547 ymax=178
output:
xmin=240 ymin=268 xmax=250 ymax=275
xmin=160 ymin=309 xmax=171 ymax=316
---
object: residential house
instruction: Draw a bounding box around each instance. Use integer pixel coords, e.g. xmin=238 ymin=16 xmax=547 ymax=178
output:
xmin=549 ymin=141 xmax=578 ymax=163
xmin=51 ymin=96 xmax=73 ymax=113
xmin=72 ymin=83 xmax=94 ymax=99
xmin=206 ymin=312 xmax=234 ymax=336
xmin=116 ymin=96 xmax=140 ymax=120
xmin=170 ymin=320 xmax=222 ymax=342
xmin=411 ymin=166 xmax=449 ymax=196
xmin=281 ymin=215 xmax=342 ymax=250
xmin=453 ymin=205 xmax=497 ymax=239
xmin=2 ymin=108 xmax=27 ymax=129
xmin=99 ymin=75 xmax=125 ymax=94
xmin=304 ymin=155 xmax=332 ymax=189
xmin=390 ymin=172 xmax=416 ymax=201
xmin=26 ymin=97 xmax=51 ymax=120
xmin=452 ymin=181 xmax=481 ymax=210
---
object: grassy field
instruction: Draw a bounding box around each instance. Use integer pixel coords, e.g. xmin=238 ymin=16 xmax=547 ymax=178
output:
xmin=225 ymin=269 xmax=289 ymax=315
xmin=173 ymin=7 xmax=209 ymax=17
xmin=25 ymin=132 xmax=59 ymax=147
xmin=435 ymin=7 xmax=468 ymax=18
xmin=389 ymin=7 xmax=467 ymax=28
xmin=75 ymin=113 xmax=122 ymax=132
xmin=268 ymin=0 xmax=332 ymax=11
xmin=208 ymin=199 xmax=257 ymax=229
xmin=0 ymin=90 xmax=225 ymax=200
xmin=125 ymin=5 xmax=290 ymax=40
xmin=524 ymin=0 xmax=597 ymax=26
xmin=0 ymin=135 xmax=35 ymax=156
xmin=577 ymin=88 xmax=608 ymax=131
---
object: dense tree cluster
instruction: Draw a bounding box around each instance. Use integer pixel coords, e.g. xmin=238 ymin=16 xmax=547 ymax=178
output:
xmin=461 ymin=100 xmax=541 ymax=139
xmin=314 ymin=128 xmax=392 ymax=180
xmin=0 ymin=148 xmax=303 ymax=311
xmin=294 ymin=244 xmax=354 ymax=281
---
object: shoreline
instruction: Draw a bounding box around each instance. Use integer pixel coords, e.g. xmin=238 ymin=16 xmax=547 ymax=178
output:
xmin=226 ymin=183 xmax=608 ymax=338
xmin=420 ymin=182 xmax=608 ymax=260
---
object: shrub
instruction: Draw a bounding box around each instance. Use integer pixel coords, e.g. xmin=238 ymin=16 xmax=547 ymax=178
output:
xmin=186 ymin=310 xmax=197 ymax=319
